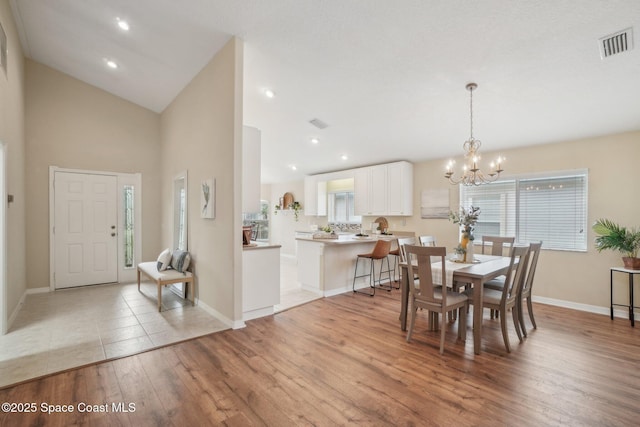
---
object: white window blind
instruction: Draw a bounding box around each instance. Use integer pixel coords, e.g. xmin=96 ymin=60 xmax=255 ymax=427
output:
xmin=459 ymin=170 xmax=588 ymax=251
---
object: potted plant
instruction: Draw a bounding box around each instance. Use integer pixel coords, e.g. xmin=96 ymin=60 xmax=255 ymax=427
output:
xmin=592 ymin=219 xmax=640 ymax=269
xmin=449 ymin=206 xmax=481 ymax=262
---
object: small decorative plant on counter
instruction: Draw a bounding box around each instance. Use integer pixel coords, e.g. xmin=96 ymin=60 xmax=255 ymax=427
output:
xmin=593 ymin=218 xmax=640 ymax=269
xmin=449 ymin=205 xmax=481 ymax=262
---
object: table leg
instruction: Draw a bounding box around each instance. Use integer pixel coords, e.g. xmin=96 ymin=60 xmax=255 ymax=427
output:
xmin=400 ymin=265 xmax=408 ymax=331
xmin=629 ymin=273 xmax=635 ymax=327
xmin=473 ymin=278 xmax=483 ymax=355
xmin=610 ymin=269 xmax=614 ymax=320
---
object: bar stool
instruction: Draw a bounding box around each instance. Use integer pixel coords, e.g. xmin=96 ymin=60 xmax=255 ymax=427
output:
xmin=352 ymin=239 xmax=392 ymax=296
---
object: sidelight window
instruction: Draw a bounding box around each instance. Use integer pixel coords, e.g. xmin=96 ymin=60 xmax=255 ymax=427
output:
xmin=123 ymin=185 xmax=135 ymax=268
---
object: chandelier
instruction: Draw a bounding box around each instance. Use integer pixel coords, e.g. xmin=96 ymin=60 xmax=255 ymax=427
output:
xmin=445 ymin=83 xmax=504 ymax=186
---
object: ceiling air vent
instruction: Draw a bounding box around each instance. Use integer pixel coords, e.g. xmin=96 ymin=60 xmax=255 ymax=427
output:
xmin=309 ymin=118 xmax=329 ymax=129
xmin=599 ymin=27 xmax=633 ymax=59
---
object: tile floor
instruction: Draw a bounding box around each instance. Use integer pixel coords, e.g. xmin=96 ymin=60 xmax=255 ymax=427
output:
xmin=0 ymin=281 xmax=227 ymax=388
xmin=0 ymin=255 xmax=321 ymax=388
xmin=275 ymin=256 xmax=322 ymax=312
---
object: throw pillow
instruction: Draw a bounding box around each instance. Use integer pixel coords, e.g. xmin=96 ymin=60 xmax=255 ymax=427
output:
xmin=171 ymin=249 xmax=191 ymax=273
xmin=156 ymin=248 xmax=172 ymax=271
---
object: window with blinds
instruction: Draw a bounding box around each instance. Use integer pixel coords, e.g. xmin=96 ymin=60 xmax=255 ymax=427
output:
xmin=459 ymin=170 xmax=588 ymax=251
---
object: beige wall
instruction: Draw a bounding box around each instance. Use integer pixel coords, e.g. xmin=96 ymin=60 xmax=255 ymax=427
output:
xmin=25 ymin=61 xmax=162 ymax=288
xmin=160 ymin=37 xmax=243 ymax=323
xmin=400 ymin=131 xmax=640 ymax=309
xmin=0 ymin=0 xmax=26 ymax=323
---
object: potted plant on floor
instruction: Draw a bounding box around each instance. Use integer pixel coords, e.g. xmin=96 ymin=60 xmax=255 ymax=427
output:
xmin=593 ymin=219 xmax=640 ymax=270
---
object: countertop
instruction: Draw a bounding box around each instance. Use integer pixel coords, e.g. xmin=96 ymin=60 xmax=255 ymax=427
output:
xmin=243 ymin=242 xmax=282 ymax=251
xmin=295 ymin=234 xmax=403 ymax=245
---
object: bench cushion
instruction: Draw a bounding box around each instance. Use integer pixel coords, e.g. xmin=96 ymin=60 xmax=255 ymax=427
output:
xmin=138 ymin=261 xmax=193 ymax=282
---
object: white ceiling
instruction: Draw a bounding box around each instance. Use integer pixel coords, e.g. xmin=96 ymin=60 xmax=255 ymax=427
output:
xmin=10 ymin=0 xmax=640 ymax=183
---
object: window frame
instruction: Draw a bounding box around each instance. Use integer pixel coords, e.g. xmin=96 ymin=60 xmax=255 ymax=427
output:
xmin=459 ymin=169 xmax=588 ymax=252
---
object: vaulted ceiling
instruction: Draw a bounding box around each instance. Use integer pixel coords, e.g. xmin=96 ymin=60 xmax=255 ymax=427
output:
xmin=10 ymin=0 xmax=640 ymax=182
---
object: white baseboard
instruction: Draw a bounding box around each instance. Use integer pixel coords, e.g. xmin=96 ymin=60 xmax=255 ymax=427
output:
xmin=531 ymin=295 xmax=636 ymax=319
xmin=27 ymin=287 xmax=50 ymax=295
xmin=243 ymin=306 xmax=275 ymax=322
xmin=197 ymin=298 xmax=245 ymax=329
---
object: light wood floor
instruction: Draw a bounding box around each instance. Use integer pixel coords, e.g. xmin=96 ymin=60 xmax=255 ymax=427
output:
xmin=1 ymin=290 xmax=639 ymax=426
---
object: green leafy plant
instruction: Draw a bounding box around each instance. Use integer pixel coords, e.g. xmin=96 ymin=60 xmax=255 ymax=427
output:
xmin=592 ymin=219 xmax=640 ymax=258
xmin=291 ymin=201 xmax=301 ymax=221
xmin=449 ymin=205 xmax=481 ymax=239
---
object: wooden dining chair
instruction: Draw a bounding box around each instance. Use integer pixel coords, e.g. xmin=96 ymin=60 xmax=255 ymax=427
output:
xmin=481 ymin=236 xmax=515 ymax=256
xmin=396 ymin=237 xmax=416 ymax=264
xmin=485 ymin=242 xmax=542 ymax=330
xmin=389 ymin=237 xmax=415 ymax=289
xmin=466 ymin=245 xmax=530 ymax=352
xmin=405 ymin=245 xmax=468 ymax=354
xmin=518 ymin=242 xmax=542 ymax=336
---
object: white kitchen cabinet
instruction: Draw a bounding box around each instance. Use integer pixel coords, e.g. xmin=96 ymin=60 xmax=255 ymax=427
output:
xmin=353 ymin=167 xmax=370 ymax=216
xmin=317 ymin=180 xmax=327 ymax=216
xmin=354 ymin=161 xmax=413 ymax=216
xmin=304 ymin=175 xmax=318 ymax=215
xmin=386 ymin=161 xmax=413 ymax=216
xmin=304 ymin=176 xmax=327 ymax=216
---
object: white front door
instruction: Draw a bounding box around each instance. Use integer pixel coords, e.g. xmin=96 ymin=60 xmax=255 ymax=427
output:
xmin=54 ymin=172 xmax=118 ymax=288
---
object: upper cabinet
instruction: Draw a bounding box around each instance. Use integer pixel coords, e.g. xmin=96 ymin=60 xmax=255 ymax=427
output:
xmin=304 ymin=175 xmax=327 ymax=216
xmin=386 ymin=161 xmax=413 ymax=216
xmin=354 ymin=161 xmax=413 ymax=216
xmin=304 ymin=161 xmax=412 ymax=217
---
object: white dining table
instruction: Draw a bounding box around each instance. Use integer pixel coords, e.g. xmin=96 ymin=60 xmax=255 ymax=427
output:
xmin=399 ymin=254 xmax=511 ymax=355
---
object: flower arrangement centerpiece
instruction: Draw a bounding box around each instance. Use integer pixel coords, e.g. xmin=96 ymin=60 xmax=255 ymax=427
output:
xmin=449 ymin=206 xmax=481 ymax=262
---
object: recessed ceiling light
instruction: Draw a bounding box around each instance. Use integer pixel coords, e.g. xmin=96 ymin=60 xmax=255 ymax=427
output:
xmin=341 ymin=155 xmax=348 ymax=161
xmin=310 ymin=138 xmax=319 ymax=144
xmin=290 ymin=165 xmax=297 ymax=171
xmin=263 ymin=89 xmax=275 ymax=98
xmin=106 ymin=60 xmax=118 ymax=69
xmin=116 ymin=17 xmax=130 ymax=31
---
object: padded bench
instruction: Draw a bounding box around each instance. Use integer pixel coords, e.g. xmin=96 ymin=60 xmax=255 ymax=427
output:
xmin=137 ymin=262 xmax=195 ymax=312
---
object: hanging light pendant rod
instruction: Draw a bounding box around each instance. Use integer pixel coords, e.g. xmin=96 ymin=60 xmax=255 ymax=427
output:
xmin=445 ymin=83 xmax=504 ymax=186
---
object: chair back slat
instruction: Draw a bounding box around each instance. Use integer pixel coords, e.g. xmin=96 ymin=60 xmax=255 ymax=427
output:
xmin=405 ymin=245 xmax=447 ymax=306
xmin=482 ymin=236 xmax=515 ymax=256
xmin=500 ymin=245 xmax=530 ymax=306
xmin=397 ymin=237 xmax=416 ymax=263
xmin=520 ymin=242 xmax=542 ymax=298
xmin=419 ymin=235 xmax=437 ymax=246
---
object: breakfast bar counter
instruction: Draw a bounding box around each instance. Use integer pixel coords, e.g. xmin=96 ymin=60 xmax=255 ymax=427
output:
xmin=296 ymin=234 xmax=411 ymax=296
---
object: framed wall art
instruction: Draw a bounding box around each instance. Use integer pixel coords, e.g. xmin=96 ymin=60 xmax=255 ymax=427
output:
xmin=201 ymin=178 xmax=215 ymax=219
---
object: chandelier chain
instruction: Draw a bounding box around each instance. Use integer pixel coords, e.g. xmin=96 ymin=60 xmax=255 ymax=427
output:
xmin=469 ymin=85 xmax=474 ymax=140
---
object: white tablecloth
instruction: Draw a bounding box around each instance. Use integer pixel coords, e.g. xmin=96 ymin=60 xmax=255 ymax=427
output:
xmin=431 ymin=260 xmax=475 ymax=287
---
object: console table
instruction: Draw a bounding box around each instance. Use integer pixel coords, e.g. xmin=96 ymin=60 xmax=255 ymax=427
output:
xmin=610 ymin=267 xmax=640 ymax=327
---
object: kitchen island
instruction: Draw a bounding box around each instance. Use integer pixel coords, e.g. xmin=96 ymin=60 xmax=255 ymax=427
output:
xmin=296 ymin=234 xmax=411 ymax=296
